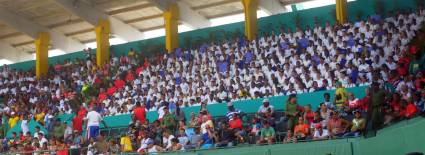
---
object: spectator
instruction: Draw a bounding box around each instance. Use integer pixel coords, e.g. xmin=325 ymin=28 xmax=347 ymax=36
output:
xmin=283 ymin=130 xmax=297 ymax=143
xmin=257 ymin=121 xmax=275 ymax=145
xmin=327 ymin=112 xmax=350 ymax=138
xmin=85 ymin=107 xmax=108 ymax=140
xmin=258 ymin=99 xmax=274 ymax=116
xmin=226 ymin=102 xmax=243 ymax=120
xmin=334 ymin=82 xmax=348 ymax=112
xmin=72 ymin=114 xmax=84 ymax=133
xmin=93 ymin=135 xmax=109 ymax=154
xmin=312 ymin=124 xmax=329 ymax=140
xmin=215 ymin=123 xmax=236 ymax=147
xmin=293 ymin=117 xmax=310 ymax=141
xmin=160 ymin=107 xmax=176 ymax=133
xmin=120 ymin=133 xmax=133 ymax=152
xmin=169 ymin=138 xmax=184 ymax=151
xmin=344 ymin=110 xmax=366 ymax=137
xmin=285 ymin=95 xmax=300 ymax=131
xmin=133 ymin=102 xmax=146 ymax=124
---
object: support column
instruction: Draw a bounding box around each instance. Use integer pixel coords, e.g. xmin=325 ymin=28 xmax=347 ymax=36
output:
xmin=164 ymin=3 xmax=179 ymax=53
xmin=95 ymin=19 xmax=110 ymax=67
xmin=335 ymin=0 xmax=348 ymax=24
xmin=242 ymin=0 xmax=259 ymax=41
xmin=35 ymin=32 xmax=50 ymax=79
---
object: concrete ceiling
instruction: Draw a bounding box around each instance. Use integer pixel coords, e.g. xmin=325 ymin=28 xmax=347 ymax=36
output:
xmin=0 ymin=0 xmax=306 ymax=57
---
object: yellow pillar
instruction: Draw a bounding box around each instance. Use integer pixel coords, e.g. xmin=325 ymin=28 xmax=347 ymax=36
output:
xmin=95 ymin=19 xmax=110 ymax=67
xmin=242 ymin=0 xmax=259 ymax=41
xmin=35 ymin=32 xmax=50 ymax=79
xmin=164 ymin=3 xmax=179 ymax=53
xmin=336 ymin=0 xmax=348 ymax=24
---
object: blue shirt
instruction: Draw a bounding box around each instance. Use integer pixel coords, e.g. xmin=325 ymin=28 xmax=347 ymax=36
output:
xmin=218 ymin=61 xmax=228 ymax=73
xmin=202 ymin=133 xmax=213 ymax=144
xmin=175 ymin=48 xmax=182 ymax=58
xmin=244 ymin=51 xmax=253 ymax=64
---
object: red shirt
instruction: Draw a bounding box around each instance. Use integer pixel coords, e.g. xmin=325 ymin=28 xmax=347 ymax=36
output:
xmin=391 ymin=101 xmax=401 ymax=112
xmin=94 ymin=77 xmax=102 ymax=84
xmin=136 ymin=67 xmax=143 ymax=75
xmin=54 ymin=64 xmax=62 ymax=72
xmin=360 ymin=96 xmax=370 ymax=111
xmin=143 ymin=61 xmax=150 ymax=68
xmin=126 ymin=72 xmax=134 ymax=82
xmin=107 ymin=87 xmax=117 ymax=96
xmin=397 ymin=66 xmax=408 ymax=76
xmin=405 ymin=103 xmax=418 ymax=118
xmin=72 ymin=116 xmax=84 ymax=132
xmin=133 ymin=106 xmax=146 ymax=124
xmin=77 ymin=108 xmax=87 ymax=117
xmin=229 ymin=118 xmax=243 ymax=130
xmin=114 ymin=79 xmax=125 ymax=89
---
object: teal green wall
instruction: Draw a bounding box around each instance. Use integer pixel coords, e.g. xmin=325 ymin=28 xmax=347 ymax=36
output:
xmin=7 ymin=0 xmax=421 ymax=71
xmin=151 ymin=117 xmax=425 ymax=155
xmin=5 ymin=120 xmax=48 ymax=138
xmin=53 ymin=86 xmax=366 ymax=128
xmin=5 ymin=86 xmax=367 ymax=137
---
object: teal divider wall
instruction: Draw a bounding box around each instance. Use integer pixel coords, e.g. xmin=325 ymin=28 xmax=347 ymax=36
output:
xmin=95 ymin=86 xmax=366 ymax=127
xmin=52 ymin=86 xmax=366 ymax=128
xmin=6 ymin=120 xmax=48 ymax=138
xmin=6 ymin=0 xmax=421 ymax=71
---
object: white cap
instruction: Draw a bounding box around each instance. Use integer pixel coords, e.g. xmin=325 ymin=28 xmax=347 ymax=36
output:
xmin=263 ymin=99 xmax=269 ymax=103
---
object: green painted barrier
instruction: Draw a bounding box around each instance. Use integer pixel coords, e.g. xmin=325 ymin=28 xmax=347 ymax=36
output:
xmin=142 ymin=117 xmax=425 ymax=155
xmin=6 ymin=120 xmax=48 ymax=138
xmin=50 ymin=86 xmax=366 ymax=129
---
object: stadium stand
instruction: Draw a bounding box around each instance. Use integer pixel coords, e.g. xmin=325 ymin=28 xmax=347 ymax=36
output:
xmin=0 ymin=0 xmax=424 ymax=154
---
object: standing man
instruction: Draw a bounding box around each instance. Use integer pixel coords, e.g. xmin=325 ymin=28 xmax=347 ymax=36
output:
xmin=84 ymin=107 xmax=108 ymax=140
xmin=368 ymin=82 xmax=387 ymax=132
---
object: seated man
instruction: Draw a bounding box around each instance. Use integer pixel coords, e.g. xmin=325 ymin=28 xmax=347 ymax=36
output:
xmin=327 ymin=112 xmax=350 ymax=138
xmin=256 ymin=121 xmax=275 ymax=145
xmin=215 ymin=123 xmax=236 ymax=147
xmin=283 ymin=130 xmax=297 ymax=143
xmin=313 ymin=124 xmax=329 ymax=140
xmin=293 ymin=117 xmax=310 ymax=141
xmin=199 ymin=125 xmax=216 ymax=149
xmin=229 ymin=114 xmax=245 ymax=143
xmin=344 ymin=110 xmax=366 ymax=137
xmin=258 ymin=99 xmax=274 ymax=117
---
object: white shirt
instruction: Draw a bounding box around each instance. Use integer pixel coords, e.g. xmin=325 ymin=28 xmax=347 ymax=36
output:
xmin=163 ymin=135 xmax=175 ymax=149
xmin=85 ymin=111 xmax=103 ymax=126
xmin=313 ymin=129 xmax=329 ymax=139
xmin=21 ymin=120 xmax=29 ymax=134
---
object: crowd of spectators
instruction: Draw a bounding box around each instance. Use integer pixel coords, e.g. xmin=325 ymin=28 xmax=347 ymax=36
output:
xmin=0 ymin=7 xmax=424 ymax=154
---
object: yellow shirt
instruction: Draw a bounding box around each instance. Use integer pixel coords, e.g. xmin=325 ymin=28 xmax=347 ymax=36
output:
xmin=35 ymin=112 xmax=45 ymax=123
xmin=9 ymin=116 xmax=20 ymax=128
xmin=120 ymin=136 xmax=133 ymax=152
xmin=128 ymin=51 xmax=135 ymax=57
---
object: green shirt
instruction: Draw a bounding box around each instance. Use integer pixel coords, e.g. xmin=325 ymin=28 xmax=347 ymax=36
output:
xmin=285 ymin=102 xmax=298 ymax=116
xmin=260 ymin=127 xmax=275 ymax=138
xmin=161 ymin=114 xmax=176 ymax=128
xmin=53 ymin=124 xmax=65 ymax=138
